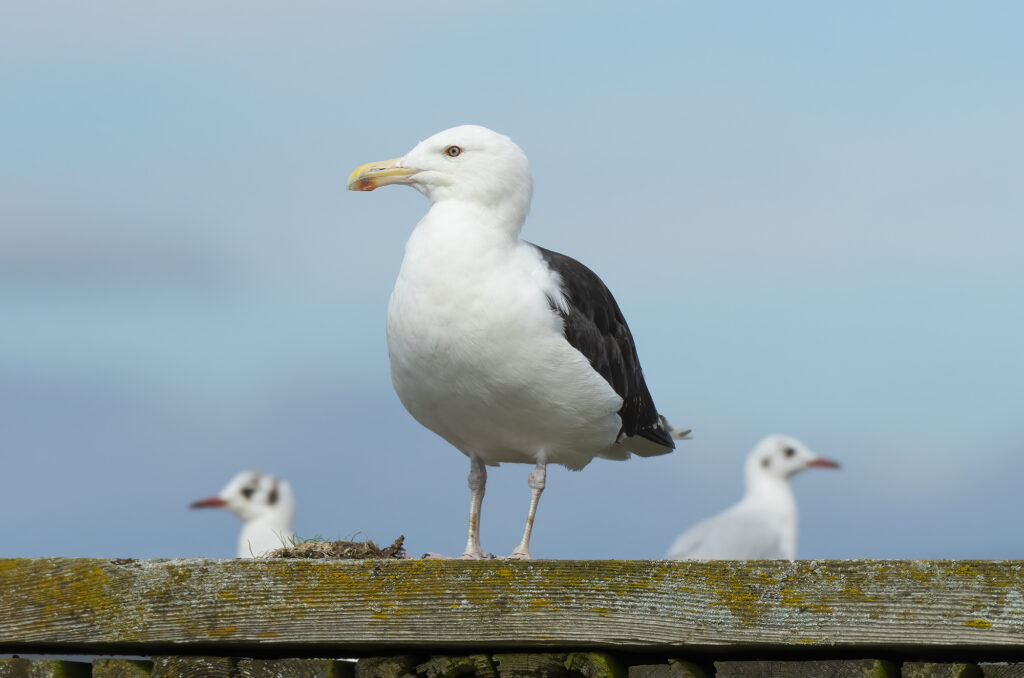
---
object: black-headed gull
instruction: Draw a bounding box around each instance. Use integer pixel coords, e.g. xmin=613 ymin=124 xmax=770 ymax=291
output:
xmin=190 ymin=471 xmax=295 ymax=558
xmin=667 ymin=435 xmax=838 ymax=560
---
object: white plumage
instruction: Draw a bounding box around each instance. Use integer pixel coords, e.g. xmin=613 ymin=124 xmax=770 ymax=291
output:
xmin=667 ymin=435 xmax=838 ymax=560
xmin=349 ymin=125 xmax=687 ymax=558
xmin=388 ymin=219 xmax=621 ymax=471
xmin=190 ymin=471 xmax=295 ymax=558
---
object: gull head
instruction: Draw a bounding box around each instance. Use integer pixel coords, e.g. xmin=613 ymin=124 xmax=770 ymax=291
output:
xmin=190 ymin=471 xmax=295 ymax=524
xmin=348 ymin=125 xmax=533 ymax=215
xmin=745 ymin=435 xmax=839 ymax=487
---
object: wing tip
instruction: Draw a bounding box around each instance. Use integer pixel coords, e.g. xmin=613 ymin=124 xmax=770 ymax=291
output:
xmin=659 ymin=415 xmax=693 ymax=442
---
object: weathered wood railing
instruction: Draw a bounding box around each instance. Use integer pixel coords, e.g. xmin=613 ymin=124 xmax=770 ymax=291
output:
xmin=1 ymin=559 xmax=1022 ymax=676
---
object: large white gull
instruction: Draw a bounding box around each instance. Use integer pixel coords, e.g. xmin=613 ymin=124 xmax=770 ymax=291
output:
xmin=348 ymin=125 xmax=689 ymax=559
xmin=666 ymin=435 xmax=838 ymax=560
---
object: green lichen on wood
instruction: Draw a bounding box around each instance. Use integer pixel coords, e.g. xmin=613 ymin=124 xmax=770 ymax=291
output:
xmin=357 ymin=656 xmax=422 ymax=678
xmin=0 ymin=659 xmax=91 ymax=678
xmin=565 ymin=653 xmax=626 ymax=678
xmin=902 ymin=663 xmax=982 ymax=678
xmin=238 ymin=658 xmax=354 ymax=678
xmin=1 ymin=559 xmax=1024 ymax=652
xmin=91 ymin=659 xmax=153 ymax=678
xmin=417 ymin=655 xmax=497 ymax=678
xmin=628 ymin=661 xmax=708 ymax=678
xmin=492 ymin=653 xmax=569 ymax=677
xmin=150 ymin=656 xmax=237 ymax=678
xmin=667 ymin=660 xmax=709 ymax=678
xmin=714 ymin=659 xmax=897 ymax=677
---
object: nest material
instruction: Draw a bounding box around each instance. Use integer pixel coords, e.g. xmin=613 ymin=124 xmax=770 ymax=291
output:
xmin=269 ymin=535 xmax=407 ymax=560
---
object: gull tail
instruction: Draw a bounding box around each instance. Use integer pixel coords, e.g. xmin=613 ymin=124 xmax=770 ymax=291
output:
xmin=660 ymin=415 xmax=693 ymax=441
xmin=612 ymin=414 xmax=692 ymax=460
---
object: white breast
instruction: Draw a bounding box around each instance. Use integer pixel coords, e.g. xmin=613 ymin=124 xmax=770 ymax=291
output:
xmin=669 ymin=481 xmax=798 ymax=560
xmin=237 ymin=519 xmax=294 ymax=558
xmin=386 ymin=206 xmax=622 ymax=469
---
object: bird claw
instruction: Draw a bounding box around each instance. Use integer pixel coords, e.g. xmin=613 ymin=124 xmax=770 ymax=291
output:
xmin=507 ymin=549 xmax=531 ymax=560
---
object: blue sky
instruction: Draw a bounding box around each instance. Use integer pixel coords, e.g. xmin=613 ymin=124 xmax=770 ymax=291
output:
xmin=1 ymin=2 xmax=1022 ymax=560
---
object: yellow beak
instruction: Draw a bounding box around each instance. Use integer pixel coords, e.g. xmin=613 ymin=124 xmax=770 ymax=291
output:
xmin=346 ymin=158 xmax=420 ymax=191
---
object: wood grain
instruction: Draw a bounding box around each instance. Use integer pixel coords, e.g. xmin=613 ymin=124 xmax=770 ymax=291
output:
xmin=714 ymin=659 xmax=897 ymax=677
xmin=355 ymin=657 xmax=422 ymax=678
xmin=565 ymin=653 xmax=626 ymax=678
xmin=491 ymin=653 xmax=568 ymax=678
xmin=150 ymin=657 xmax=236 ymax=678
xmin=626 ymin=661 xmax=708 ymax=678
xmin=0 ymin=658 xmax=90 ymax=678
xmin=980 ymin=666 xmax=1024 ymax=677
xmin=91 ymin=660 xmax=153 ymax=678
xmin=902 ymin=663 xmax=982 ymax=678
xmin=237 ymin=658 xmax=353 ymax=678
xmin=416 ymin=655 xmax=497 ymax=678
xmin=0 ymin=559 xmax=1022 ymax=654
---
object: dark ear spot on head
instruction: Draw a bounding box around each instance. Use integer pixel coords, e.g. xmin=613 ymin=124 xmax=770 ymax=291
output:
xmin=761 ymin=457 xmax=771 ymax=468
xmin=268 ymin=479 xmax=279 ymax=506
xmin=784 ymin=447 xmax=796 ymax=458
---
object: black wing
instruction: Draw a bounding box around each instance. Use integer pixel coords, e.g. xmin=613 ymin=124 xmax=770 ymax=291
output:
xmin=532 ymin=244 xmax=674 ymax=451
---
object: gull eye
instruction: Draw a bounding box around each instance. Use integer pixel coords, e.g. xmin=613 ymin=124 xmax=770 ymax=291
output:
xmin=240 ymin=486 xmax=255 ymax=500
xmin=445 ymin=145 xmax=462 ymax=157
xmin=784 ymin=447 xmax=796 ymax=458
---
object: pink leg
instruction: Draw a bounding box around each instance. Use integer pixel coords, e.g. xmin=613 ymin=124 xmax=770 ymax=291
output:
xmin=509 ymin=461 xmax=546 ymax=559
xmin=461 ymin=455 xmax=488 ymax=559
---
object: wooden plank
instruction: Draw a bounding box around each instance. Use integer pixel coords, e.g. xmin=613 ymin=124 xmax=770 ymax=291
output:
xmin=491 ymin=653 xmax=568 ymax=678
xmin=714 ymin=659 xmax=897 ymax=677
xmin=0 ymin=658 xmax=91 ymax=678
xmin=92 ymin=659 xmax=154 ymax=678
xmin=356 ymin=657 xmax=422 ymax=678
xmin=237 ymin=658 xmax=354 ymax=678
xmin=565 ymin=653 xmax=626 ymax=678
xmin=416 ymin=655 xmax=497 ymax=678
xmin=902 ymin=664 xmax=982 ymax=678
xmin=1 ymin=559 xmax=1023 ymax=654
xmin=628 ymin=661 xmax=708 ymax=678
xmin=981 ymin=666 xmax=1024 ymax=677
xmin=150 ymin=656 xmax=236 ymax=678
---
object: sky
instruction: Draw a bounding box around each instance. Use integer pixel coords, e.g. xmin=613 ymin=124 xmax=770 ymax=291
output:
xmin=1 ymin=2 xmax=1022 ymax=561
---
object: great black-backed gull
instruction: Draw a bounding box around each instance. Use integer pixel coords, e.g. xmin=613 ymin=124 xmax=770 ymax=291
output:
xmin=348 ymin=125 xmax=688 ymax=559
xmin=666 ymin=435 xmax=838 ymax=560
xmin=190 ymin=471 xmax=295 ymax=558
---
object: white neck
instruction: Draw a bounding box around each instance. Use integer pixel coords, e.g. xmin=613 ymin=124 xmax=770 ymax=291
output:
xmin=401 ymin=202 xmax=522 ymax=279
xmin=237 ymin=513 xmax=294 ymax=558
xmin=426 ymin=199 xmax=526 ymax=240
xmin=745 ymin=476 xmax=796 ymax=510
xmin=742 ymin=477 xmax=798 ymax=559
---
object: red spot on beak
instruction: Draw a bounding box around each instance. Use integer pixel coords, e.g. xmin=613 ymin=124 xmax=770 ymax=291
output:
xmin=189 ymin=497 xmax=228 ymax=509
xmin=807 ymin=458 xmax=840 ymax=469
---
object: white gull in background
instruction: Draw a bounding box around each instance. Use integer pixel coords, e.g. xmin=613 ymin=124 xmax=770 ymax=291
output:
xmin=190 ymin=471 xmax=295 ymax=558
xmin=666 ymin=435 xmax=838 ymax=560
xmin=348 ymin=125 xmax=689 ymax=559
